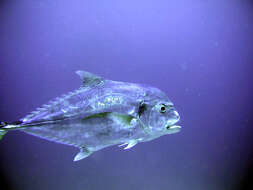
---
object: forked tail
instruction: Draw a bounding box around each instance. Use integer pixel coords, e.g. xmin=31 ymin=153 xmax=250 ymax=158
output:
xmin=0 ymin=121 xmax=8 ymax=140
xmin=0 ymin=121 xmax=23 ymax=140
xmin=0 ymin=120 xmax=58 ymax=141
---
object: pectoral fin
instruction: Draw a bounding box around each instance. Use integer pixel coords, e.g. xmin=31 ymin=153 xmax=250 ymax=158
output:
xmin=73 ymin=147 xmax=93 ymax=161
xmin=118 ymin=142 xmax=128 ymax=147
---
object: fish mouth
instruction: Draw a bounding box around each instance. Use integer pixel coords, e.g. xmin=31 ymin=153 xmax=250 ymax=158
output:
xmin=166 ymin=125 xmax=181 ymax=130
xmin=165 ymin=113 xmax=181 ymax=132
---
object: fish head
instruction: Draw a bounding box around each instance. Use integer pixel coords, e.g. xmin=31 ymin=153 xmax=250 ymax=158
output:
xmin=138 ymin=92 xmax=181 ymax=136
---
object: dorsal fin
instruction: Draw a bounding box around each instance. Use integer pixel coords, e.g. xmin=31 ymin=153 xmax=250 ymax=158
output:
xmin=76 ymin=70 xmax=104 ymax=87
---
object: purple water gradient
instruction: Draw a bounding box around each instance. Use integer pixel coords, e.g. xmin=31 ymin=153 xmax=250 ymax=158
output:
xmin=0 ymin=0 xmax=253 ymax=190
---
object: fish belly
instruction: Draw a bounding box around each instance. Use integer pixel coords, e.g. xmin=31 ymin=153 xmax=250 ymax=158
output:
xmin=21 ymin=115 xmax=136 ymax=150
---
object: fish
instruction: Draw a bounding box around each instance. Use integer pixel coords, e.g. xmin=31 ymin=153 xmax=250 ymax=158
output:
xmin=0 ymin=70 xmax=181 ymax=161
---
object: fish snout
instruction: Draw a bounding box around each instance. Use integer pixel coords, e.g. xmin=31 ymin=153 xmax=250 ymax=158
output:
xmin=167 ymin=110 xmax=180 ymax=126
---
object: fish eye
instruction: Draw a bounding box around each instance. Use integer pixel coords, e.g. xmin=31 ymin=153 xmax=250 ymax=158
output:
xmin=160 ymin=104 xmax=166 ymax=113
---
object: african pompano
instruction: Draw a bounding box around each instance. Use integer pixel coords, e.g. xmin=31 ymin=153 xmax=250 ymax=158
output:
xmin=0 ymin=71 xmax=181 ymax=161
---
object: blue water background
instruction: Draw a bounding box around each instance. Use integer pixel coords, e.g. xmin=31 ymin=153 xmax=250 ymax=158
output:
xmin=0 ymin=0 xmax=253 ymax=190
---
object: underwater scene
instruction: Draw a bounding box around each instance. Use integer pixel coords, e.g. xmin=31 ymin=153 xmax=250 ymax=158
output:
xmin=0 ymin=0 xmax=253 ymax=190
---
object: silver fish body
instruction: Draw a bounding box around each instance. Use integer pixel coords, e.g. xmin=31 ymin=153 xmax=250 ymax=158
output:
xmin=1 ymin=71 xmax=181 ymax=161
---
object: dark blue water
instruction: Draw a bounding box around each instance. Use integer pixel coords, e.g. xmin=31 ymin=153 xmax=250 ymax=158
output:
xmin=1 ymin=0 xmax=253 ymax=190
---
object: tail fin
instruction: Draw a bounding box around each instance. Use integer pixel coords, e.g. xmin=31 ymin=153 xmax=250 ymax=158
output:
xmin=0 ymin=130 xmax=7 ymax=140
xmin=0 ymin=120 xmax=44 ymax=140
xmin=0 ymin=121 xmax=8 ymax=140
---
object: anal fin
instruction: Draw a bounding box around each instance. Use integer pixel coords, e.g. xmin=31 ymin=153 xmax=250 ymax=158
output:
xmin=74 ymin=147 xmax=93 ymax=162
xmin=119 ymin=140 xmax=138 ymax=150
